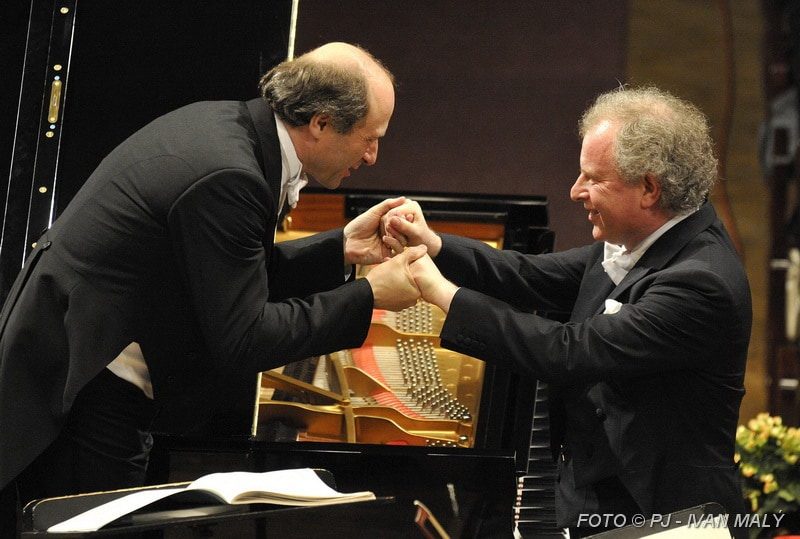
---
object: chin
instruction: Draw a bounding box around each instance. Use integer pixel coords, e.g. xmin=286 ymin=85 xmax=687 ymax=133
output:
xmin=316 ymin=176 xmax=342 ymax=190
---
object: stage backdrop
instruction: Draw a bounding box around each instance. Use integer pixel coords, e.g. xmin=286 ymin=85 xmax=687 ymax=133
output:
xmin=293 ymin=1 xmax=627 ymax=250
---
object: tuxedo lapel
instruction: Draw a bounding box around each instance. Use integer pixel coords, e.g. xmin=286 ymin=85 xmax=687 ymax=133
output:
xmin=634 ymin=203 xmax=716 ymax=270
xmin=606 ymin=203 xmax=717 ymax=302
xmin=573 ymin=204 xmax=718 ymax=310
xmin=245 ymin=98 xmax=282 ymax=197
xmin=246 ymin=98 xmax=284 ymax=237
xmin=606 ymin=266 xmax=649 ymax=303
xmin=571 ymin=244 xmax=615 ymax=322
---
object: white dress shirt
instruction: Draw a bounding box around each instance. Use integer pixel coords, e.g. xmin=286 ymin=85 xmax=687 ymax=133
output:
xmin=601 ymin=210 xmax=696 ymax=286
xmin=274 ymin=113 xmax=308 ymax=209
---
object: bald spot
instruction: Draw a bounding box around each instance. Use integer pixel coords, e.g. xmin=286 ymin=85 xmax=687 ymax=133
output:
xmin=304 ymin=42 xmax=392 ymax=86
xmin=303 ymin=42 xmax=395 ymax=130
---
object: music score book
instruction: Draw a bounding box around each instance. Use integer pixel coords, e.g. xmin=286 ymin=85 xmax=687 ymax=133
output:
xmin=47 ymin=468 xmax=376 ymax=533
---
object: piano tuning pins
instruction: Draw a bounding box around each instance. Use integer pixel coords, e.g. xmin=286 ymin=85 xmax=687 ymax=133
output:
xmin=394 ymin=337 xmax=472 ymax=421
xmin=394 ymin=301 xmax=434 ymax=334
xmin=426 ymin=438 xmax=458 ymax=448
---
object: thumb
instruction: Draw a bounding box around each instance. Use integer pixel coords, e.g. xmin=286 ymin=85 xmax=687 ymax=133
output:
xmin=389 ymin=215 xmax=414 ymax=234
xmin=403 ymin=244 xmax=428 ymax=263
xmin=375 ymin=196 xmax=406 ymax=215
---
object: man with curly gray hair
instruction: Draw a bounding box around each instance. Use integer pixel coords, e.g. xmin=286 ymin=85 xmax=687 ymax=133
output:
xmin=384 ymin=86 xmax=751 ymax=538
xmin=579 ymin=86 xmax=717 ymax=218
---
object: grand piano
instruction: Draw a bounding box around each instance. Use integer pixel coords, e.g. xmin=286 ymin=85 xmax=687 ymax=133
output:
xmin=143 ymin=190 xmax=561 ymax=537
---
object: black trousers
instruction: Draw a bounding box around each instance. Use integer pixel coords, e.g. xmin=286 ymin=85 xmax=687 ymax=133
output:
xmin=0 ymin=368 xmax=156 ymax=536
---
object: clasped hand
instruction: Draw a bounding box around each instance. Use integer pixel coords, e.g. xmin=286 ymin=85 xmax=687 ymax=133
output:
xmin=344 ymin=197 xmax=457 ymax=312
xmin=343 ymin=197 xmax=423 ymax=311
xmin=380 ymin=200 xmax=457 ymax=313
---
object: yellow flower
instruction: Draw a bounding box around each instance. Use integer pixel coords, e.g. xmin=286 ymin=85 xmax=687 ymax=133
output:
xmin=737 ymin=414 xmax=800 ymax=512
xmin=741 ymin=464 xmax=757 ymax=478
xmin=747 ymin=490 xmax=760 ymax=512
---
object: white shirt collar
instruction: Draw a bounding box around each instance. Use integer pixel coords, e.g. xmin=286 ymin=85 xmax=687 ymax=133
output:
xmin=601 ymin=209 xmax=695 ymax=285
xmin=274 ymin=113 xmax=307 ymax=209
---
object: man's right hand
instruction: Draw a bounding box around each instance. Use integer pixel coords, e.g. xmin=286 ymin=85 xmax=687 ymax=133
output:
xmin=381 ymin=200 xmax=442 ymax=257
xmin=365 ymin=245 xmax=427 ymax=310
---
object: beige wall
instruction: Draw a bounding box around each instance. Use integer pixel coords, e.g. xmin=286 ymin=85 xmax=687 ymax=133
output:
xmin=628 ymin=0 xmax=768 ymax=423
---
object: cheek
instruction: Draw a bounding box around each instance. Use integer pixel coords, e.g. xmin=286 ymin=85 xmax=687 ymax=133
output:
xmin=590 ymin=186 xmax=612 ymax=204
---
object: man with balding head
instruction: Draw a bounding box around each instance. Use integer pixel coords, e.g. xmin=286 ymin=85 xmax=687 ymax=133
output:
xmin=0 ymin=42 xmax=422 ymax=530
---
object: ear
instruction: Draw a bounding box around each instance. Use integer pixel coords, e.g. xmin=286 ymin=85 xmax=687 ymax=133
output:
xmin=308 ymin=113 xmax=331 ymax=139
xmin=640 ymin=173 xmax=661 ymax=209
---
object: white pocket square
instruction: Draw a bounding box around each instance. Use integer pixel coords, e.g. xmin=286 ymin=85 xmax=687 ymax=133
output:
xmin=603 ymin=299 xmax=623 ymax=314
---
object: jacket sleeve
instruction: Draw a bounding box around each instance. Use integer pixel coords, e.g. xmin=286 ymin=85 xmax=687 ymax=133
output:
xmin=268 ymin=229 xmax=353 ymax=301
xmin=166 ymin=170 xmax=373 ymax=374
xmin=434 ymin=233 xmax=590 ymax=313
xmin=440 ymin=256 xmax=750 ymax=384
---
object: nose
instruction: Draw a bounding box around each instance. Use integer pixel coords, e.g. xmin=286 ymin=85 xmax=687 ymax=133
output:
xmin=362 ymin=139 xmax=379 ymax=166
xmin=570 ymin=174 xmax=587 ymax=202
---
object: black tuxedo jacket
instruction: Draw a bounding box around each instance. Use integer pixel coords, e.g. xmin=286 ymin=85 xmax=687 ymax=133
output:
xmin=435 ymin=203 xmax=751 ymax=525
xmin=0 ymin=99 xmax=374 ymax=489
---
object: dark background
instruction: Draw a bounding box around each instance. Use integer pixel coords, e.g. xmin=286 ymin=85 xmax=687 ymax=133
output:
xmin=50 ymin=1 xmax=292 ymax=210
xmin=1 ymin=0 xmax=627 ymax=265
xmin=292 ymin=1 xmax=627 ymax=250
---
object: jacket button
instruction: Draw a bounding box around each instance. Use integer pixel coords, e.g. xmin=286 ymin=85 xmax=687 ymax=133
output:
xmin=595 ymin=407 xmax=606 ymax=420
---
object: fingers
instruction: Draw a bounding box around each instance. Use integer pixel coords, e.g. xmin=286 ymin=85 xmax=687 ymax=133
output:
xmin=391 ymin=244 xmax=427 ymax=266
xmin=382 ymin=235 xmax=405 ymax=255
xmin=372 ymin=196 xmax=406 ymax=216
xmin=365 ymin=248 xmax=423 ymax=311
xmin=385 ymin=200 xmax=422 ymax=219
xmin=380 ymin=200 xmax=418 ymax=235
xmin=387 ymin=215 xmax=414 ymax=236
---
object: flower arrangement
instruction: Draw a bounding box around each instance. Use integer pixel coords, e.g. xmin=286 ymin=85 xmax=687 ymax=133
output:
xmin=736 ymin=413 xmax=800 ymax=525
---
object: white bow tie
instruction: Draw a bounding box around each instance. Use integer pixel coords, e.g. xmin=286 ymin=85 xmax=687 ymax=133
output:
xmin=602 ymin=242 xmax=635 ymax=285
xmin=285 ymin=172 xmax=308 ymax=208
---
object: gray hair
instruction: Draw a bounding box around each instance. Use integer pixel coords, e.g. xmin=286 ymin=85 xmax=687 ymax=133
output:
xmin=259 ymin=47 xmax=393 ymax=134
xmin=579 ymin=86 xmax=717 ymax=213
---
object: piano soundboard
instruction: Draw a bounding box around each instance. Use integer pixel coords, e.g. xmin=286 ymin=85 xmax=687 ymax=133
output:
xmin=255 ymin=300 xmax=486 ymax=448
